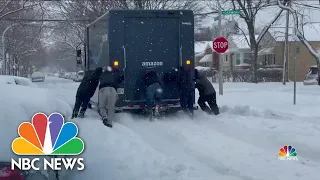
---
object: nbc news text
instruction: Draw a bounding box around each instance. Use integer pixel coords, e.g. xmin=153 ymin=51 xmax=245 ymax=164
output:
xmin=278 ymin=156 xmax=298 ymax=161
xmin=11 ymin=157 xmax=84 ymax=171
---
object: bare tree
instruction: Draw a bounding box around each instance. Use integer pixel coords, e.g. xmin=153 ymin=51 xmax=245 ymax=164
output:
xmin=53 ymin=0 xmax=205 ymax=45
xmin=195 ymin=27 xmax=215 ymax=41
xmin=5 ymin=22 xmax=45 ymax=75
xmin=277 ymin=0 xmax=320 ymax=85
xmin=229 ymin=0 xmax=289 ymax=83
xmin=2 ymin=0 xmax=47 ymax=75
xmin=48 ymin=0 xmax=206 ymax=70
xmin=0 ymin=0 xmax=41 ymax=20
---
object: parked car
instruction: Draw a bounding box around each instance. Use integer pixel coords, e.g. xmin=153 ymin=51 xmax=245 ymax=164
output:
xmin=74 ymin=71 xmax=84 ymax=82
xmin=63 ymin=72 xmax=71 ymax=79
xmin=31 ymin=72 xmax=45 ymax=82
xmin=70 ymin=72 xmax=77 ymax=80
xmin=0 ymin=161 xmax=54 ymax=180
xmin=0 ymin=75 xmax=37 ymax=87
xmin=303 ymin=65 xmax=318 ymax=85
xmin=59 ymin=72 xmax=64 ymax=78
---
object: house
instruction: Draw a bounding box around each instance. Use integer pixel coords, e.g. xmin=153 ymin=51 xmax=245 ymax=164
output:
xmin=223 ymin=34 xmax=259 ymax=70
xmin=195 ymin=34 xmax=260 ymax=70
xmin=267 ymin=24 xmax=320 ymax=81
xmin=195 ymin=41 xmax=215 ymax=67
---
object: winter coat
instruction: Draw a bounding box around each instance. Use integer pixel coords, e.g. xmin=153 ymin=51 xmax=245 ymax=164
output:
xmin=195 ymin=70 xmax=216 ymax=97
xmin=76 ymin=67 xmax=103 ymax=98
xmin=177 ymin=67 xmax=194 ymax=92
xmin=99 ymin=70 xmax=124 ymax=90
xmin=164 ymin=68 xmax=193 ymax=92
xmin=144 ymin=71 xmax=159 ymax=87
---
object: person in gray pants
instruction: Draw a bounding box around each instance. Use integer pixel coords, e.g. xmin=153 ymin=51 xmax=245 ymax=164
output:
xmin=98 ymin=66 xmax=124 ymax=127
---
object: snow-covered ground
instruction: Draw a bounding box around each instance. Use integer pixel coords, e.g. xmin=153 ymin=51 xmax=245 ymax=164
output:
xmin=1 ymin=76 xmax=319 ymax=180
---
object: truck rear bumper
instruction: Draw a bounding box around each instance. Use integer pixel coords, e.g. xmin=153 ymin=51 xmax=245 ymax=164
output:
xmin=90 ymin=100 xmax=198 ymax=111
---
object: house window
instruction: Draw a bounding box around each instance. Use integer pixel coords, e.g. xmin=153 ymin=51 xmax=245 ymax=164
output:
xmin=243 ymin=53 xmax=251 ymax=64
xmin=224 ymin=55 xmax=228 ymax=63
xmin=233 ymin=53 xmax=241 ymax=65
xmin=264 ymin=54 xmax=275 ymax=65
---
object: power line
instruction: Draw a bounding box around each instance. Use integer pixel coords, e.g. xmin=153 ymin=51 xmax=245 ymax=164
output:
xmin=195 ymin=3 xmax=279 ymax=16
xmin=292 ymin=2 xmax=320 ymax=9
xmin=0 ymin=18 xmax=94 ymax=22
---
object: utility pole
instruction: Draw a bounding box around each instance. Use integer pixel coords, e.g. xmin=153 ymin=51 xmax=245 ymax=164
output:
xmin=217 ymin=0 xmax=223 ymax=95
xmin=283 ymin=0 xmax=290 ymax=85
xmin=2 ymin=24 xmax=16 ymax=75
xmin=293 ymin=36 xmax=297 ymax=105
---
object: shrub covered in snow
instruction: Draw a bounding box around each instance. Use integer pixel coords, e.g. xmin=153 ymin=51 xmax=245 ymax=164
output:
xmin=196 ymin=66 xmax=283 ymax=82
xmin=224 ymin=69 xmax=283 ymax=82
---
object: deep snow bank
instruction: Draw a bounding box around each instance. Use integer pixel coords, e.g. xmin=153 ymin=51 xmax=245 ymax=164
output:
xmin=0 ymin=75 xmax=37 ymax=87
xmin=67 ymin=118 xmax=224 ymax=180
xmin=0 ymin=84 xmax=72 ymax=161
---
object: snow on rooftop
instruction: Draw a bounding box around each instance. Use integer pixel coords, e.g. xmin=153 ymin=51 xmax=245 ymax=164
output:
xmin=195 ymin=41 xmax=212 ymax=53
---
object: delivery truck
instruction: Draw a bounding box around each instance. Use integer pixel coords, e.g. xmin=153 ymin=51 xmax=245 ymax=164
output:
xmin=82 ymin=9 xmax=196 ymax=112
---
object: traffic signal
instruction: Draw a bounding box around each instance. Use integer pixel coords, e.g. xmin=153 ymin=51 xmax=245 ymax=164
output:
xmin=76 ymin=49 xmax=81 ymax=57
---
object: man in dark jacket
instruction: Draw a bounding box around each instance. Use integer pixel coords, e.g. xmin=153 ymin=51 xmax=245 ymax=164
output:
xmin=177 ymin=67 xmax=194 ymax=116
xmin=98 ymin=65 xmax=124 ymax=128
xmin=144 ymin=70 xmax=163 ymax=120
xmin=72 ymin=67 xmax=103 ymax=119
xmin=194 ymin=69 xmax=220 ymax=115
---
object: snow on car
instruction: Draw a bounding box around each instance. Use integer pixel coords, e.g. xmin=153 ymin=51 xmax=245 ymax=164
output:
xmin=303 ymin=65 xmax=318 ymax=85
xmin=31 ymin=72 xmax=45 ymax=82
xmin=0 ymin=75 xmax=37 ymax=87
xmin=0 ymin=80 xmax=72 ymax=179
xmin=74 ymin=70 xmax=84 ymax=82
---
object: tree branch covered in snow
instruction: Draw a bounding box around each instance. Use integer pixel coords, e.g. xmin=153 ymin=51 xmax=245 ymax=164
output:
xmin=3 ymin=7 xmax=47 ymax=72
xmin=0 ymin=0 xmax=42 ymax=20
xmin=5 ymin=23 xmax=44 ymax=61
xmin=256 ymin=9 xmax=284 ymax=45
xmin=229 ymin=0 xmax=288 ymax=83
xmin=47 ymin=0 xmax=206 ymax=69
xmin=277 ymin=0 xmax=320 ymax=62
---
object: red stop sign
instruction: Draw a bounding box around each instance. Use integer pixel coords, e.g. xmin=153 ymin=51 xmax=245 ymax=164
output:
xmin=213 ymin=37 xmax=229 ymax=54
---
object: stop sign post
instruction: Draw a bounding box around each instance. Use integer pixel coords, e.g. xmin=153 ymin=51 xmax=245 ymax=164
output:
xmin=212 ymin=36 xmax=228 ymax=96
xmin=213 ymin=36 xmax=229 ymax=54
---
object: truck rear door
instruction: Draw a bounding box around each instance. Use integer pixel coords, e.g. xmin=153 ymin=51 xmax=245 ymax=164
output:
xmin=123 ymin=17 xmax=180 ymax=103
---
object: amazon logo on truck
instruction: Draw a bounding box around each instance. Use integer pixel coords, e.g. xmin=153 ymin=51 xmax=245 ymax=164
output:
xmin=142 ymin=62 xmax=163 ymax=67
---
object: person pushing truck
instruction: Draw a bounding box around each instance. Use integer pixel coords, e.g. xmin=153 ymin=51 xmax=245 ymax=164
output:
xmin=82 ymin=9 xmax=197 ymax=119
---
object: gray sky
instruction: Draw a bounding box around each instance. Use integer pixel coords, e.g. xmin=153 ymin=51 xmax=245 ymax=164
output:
xmin=200 ymin=0 xmax=320 ymax=40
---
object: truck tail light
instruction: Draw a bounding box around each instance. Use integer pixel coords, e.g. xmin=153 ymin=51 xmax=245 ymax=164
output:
xmin=113 ymin=61 xmax=119 ymax=72
xmin=113 ymin=61 xmax=119 ymax=67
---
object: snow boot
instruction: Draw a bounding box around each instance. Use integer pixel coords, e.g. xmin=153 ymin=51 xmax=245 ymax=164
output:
xmin=78 ymin=112 xmax=85 ymax=118
xmin=148 ymin=110 xmax=155 ymax=121
xmin=78 ymin=109 xmax=85 ymax=118
xmin=87 ymin=102 xmax=92 ymax=109
xmin=102 ymin=117 xmax=113 ymax=128
xmin=71 ymin=111 xmax=78 ymax=119
xmin=154 ymin=105 xmax=161 ymax=118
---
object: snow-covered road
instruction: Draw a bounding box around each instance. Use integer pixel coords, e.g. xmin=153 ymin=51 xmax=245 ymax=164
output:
xmin=32 ymin=77 xmax=320 ymax=179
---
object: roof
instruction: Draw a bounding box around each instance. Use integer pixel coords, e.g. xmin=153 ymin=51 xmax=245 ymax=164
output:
xmin=228 ymin=35 xmax=259 ymax=49
xmin=268 ymin=24 xmax=320 ymax=42
xmin=199 ymin=54 xmax=212 ymax=63
xmin=258 ymin=47 xmax=275 ymax=55
xmin=195 ymin=41 xmax=212 ymax=53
